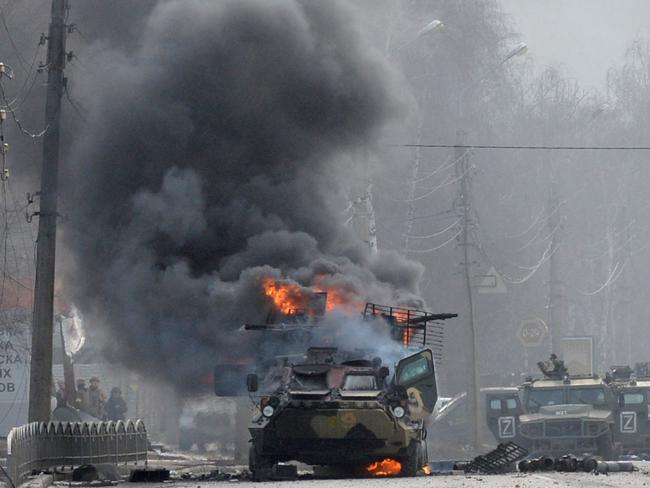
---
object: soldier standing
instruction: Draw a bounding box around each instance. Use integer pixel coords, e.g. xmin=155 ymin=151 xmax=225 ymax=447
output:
xmin=87 ymin=377 xmax=106 ymax=418
xmin=75 ymin=379 xmax=89 ymax=411
xmin=104 ymin=387 xmax=128 ymax=421
xmin=549 ymin=353 xmax=566 ymax=374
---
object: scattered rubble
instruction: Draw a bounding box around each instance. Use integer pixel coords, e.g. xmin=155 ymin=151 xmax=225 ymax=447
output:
xmin=462 ymin=442 xmax=529 ymax=474
xmin=518 ymin=455 xmax=636 ymax=473
xmin=128 ymin=469 xmax=170 ymax=483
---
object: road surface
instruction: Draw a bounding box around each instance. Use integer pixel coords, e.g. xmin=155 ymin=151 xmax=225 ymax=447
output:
xmin=128 ymin=462 xmax=650 ymax=488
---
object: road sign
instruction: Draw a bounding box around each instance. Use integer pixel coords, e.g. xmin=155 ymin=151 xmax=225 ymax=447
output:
xmin=517 ymin=318 xmax=548 ymax=347
xmin=476 ymin=266 xmax=507 ymax=294
xmin=0 ymin=311 xmax=30 ymax=435
xmin=560 ymin=336 xmax=593 ymax=376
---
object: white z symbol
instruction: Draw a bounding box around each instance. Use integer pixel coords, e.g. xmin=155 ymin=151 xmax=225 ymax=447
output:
xmin=621 ymin=412 xmax=637 ymax=433
xmin=499 ymin=416 xmax=516 ymax=438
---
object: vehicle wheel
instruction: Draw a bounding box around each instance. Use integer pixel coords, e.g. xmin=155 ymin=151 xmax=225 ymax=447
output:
xmin=401 ymin=441 xmax=425 ymax=477
xmin=249 ymin=445 xmax=275 ymax=481
xmin=596 ymin=433 xmax=615 ymax=461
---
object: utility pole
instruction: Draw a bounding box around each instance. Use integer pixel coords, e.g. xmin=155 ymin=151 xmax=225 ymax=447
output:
xmin=614 ymin=206 xmax=632 ymax=365
xmin=402 ymin=118 xmax=423 ymax=254
xmin=454 ymin=130 xmax=480 ymax=451
xmin=546 ymin=182 xmax=565 ymax=354
xmin=28 ymin=0 xmax=67 ymax=422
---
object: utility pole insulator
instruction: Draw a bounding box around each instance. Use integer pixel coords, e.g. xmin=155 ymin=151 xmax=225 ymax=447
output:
xmin=28 ymin=0 xmax=67 ymax=423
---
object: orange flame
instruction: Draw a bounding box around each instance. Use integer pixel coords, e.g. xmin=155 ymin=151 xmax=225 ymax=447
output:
xmin=262 ymin=278 xmax=307 ymax=315
xmin=402 ymin=326 xmax=411 ymax=347
xmin=312 ymin=275 xmax=363 ymax=314
xmin=391 ymin=310 xmax=412 ymax=347
xmin=263 ymin=274 xmax=365 ymax=316
xmin=366 ymin=458 xmax=402 ymax=477
xmin=422 ymin=464 xmax=432 ymax=475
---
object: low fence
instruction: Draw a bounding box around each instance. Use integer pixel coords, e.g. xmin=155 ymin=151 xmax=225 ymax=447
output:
xmin=7 ymin=419 xmax=148 ymax=483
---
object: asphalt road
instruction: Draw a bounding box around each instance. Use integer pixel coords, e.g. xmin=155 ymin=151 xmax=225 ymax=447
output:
xmin=131 ymin=473 xmax=650 ymax=488
xmin=128 ymin=462 xmax=650 ymax=488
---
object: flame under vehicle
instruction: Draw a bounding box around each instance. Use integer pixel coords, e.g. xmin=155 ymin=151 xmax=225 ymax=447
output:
xmin=487 ymin=360 xmax=617 ymax=459
xmin=245 ymin=345 xmax=437 ymax=480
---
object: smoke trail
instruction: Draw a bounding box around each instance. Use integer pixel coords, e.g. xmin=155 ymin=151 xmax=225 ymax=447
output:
xmin=61 ymin=0 xmax=424 ymax=393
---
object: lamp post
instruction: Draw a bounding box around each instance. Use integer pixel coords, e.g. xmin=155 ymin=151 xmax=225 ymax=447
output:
xmin=459 ymin=42 xmax=528 ymax=451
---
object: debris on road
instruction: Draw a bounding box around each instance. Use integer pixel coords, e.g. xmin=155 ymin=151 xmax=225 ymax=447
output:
xmin=462 ymin=442 xmax=529 ymax=474
xmin=71 ymin=464 xmax=121 ymax=483
xmin=518 ymin=455 xmax=636 ymax=473
xmin=128 ymin=469 xmax=170 ymax=483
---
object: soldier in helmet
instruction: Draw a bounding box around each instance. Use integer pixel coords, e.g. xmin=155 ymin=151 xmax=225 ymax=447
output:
xmin=538 ymin=354 xmax=568 ymax=379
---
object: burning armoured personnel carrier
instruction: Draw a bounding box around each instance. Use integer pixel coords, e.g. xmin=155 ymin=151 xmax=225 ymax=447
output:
xmin=245 ymin=345 xmax=438 ymax=480
xmin=486 ymin=358 xmax=617 ymax=459
xmin=213 ymin=279 xmax=456 ymax=477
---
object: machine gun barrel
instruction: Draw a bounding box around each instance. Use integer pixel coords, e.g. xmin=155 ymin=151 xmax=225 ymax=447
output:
xmin=408 ymin=312 xmax=458 ymax=325
xmin=244 ymin=323 xmax=312 ymax=331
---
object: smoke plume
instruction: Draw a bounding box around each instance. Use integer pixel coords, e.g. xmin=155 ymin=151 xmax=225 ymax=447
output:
xmin=62 ymin=0 xmax=424 ymax=392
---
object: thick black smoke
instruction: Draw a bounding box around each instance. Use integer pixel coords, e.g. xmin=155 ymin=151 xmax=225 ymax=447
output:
xmin=62 ymin=0 xmax=424 ymax=393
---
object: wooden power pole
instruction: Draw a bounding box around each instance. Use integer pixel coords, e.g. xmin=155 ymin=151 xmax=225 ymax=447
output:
xmin=28 ymin=0 xmax=67 ymax=422
xmin=454 ymin=130 xmax=480 ymax=451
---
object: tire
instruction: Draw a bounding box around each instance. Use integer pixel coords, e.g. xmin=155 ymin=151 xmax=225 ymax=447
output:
xmin=596 ymin=433 xmax=615 ymax=461
xmin=401 ymin=441 xmax=425 ymax=477
xmin=249 ymin=445 xmax=275 ymax=481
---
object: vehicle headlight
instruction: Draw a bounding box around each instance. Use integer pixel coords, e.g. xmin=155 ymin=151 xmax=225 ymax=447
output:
xmin=393 ymin=406 xmax=406 ymax=419
xmin=262 ymin=405 xmax=275 ymax=417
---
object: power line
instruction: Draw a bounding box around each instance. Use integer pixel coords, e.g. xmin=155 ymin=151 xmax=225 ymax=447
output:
xmin=64 ymin=85 xmax=86 ymax=121
xmin=391 ymin=143 xmax=650 ymax=151
xmin=0 ymin=81 xmax=47 ymax=138
xmin=0 ymin=9 xmax=29 ymax=74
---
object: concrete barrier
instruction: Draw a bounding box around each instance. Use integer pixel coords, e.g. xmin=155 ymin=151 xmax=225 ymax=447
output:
xmin=7 ymin=420 xmax=147 ymax=484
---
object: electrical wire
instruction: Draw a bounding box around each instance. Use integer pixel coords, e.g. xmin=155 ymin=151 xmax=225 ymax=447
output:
xmin=391 ymin=143 xmax=650 ymax=151
xmin=2 ymin=42 xmax=42 ymax=110
xmin=0 ymin=9 xmax=29 ymax=74
xmin=402 ymin=218 xmax=461 ymax=240
xmin=581 ymin=260 xmax=627 ymax=296
xmin=405 ymin=226 xmax=463 ymax=254
xmin=506 ymin=242 xmax=560 ymax=285
xmin=0 ymin=80 xmax=46 ymax=138
xmin=64 ymin=85 xmax=87 ymax=121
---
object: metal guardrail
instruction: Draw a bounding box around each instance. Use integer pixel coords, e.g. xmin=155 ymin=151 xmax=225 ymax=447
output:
xmin=7 ymin=419 xmax=148 ymax=483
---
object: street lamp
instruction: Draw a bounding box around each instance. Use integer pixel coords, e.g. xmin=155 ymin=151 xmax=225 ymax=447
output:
xmin=502 ymin=42 xmax=528 ymax=63
xmin=416 ymin=19 xmax=444 ymax=38
xmin=399 ymin=19 xmax=444 ymax=51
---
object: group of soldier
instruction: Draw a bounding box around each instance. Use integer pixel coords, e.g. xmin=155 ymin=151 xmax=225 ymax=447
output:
xmin=57 ymin=377 xmax=128 ymax=421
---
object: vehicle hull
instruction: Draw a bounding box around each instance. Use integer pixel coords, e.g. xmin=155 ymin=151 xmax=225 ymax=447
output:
xmin=250 ymin=405 xmax=418 ymax=465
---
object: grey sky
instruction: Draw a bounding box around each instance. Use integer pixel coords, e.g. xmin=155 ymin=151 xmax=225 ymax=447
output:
xmin=500 ymin=0 xmax=650 ymax=91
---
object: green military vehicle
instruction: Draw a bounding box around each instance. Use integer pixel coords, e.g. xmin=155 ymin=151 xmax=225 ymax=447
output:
xmin=486 ymin=363 xmax=617 ymax=459
xmin=517 ymin=376 xmax=616 ymax=458
xmin=605 ymin=364 xmax=650 ymax=456
xmin=245 ymin=346 xmax=438 ymax=480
